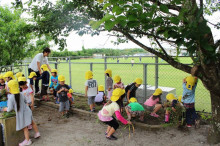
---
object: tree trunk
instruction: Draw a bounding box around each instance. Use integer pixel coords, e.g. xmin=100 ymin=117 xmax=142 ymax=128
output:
xmin=207 ymin=92 xmax=220 ymax=144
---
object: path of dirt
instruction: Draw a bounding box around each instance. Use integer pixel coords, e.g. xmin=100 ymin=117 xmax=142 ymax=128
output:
xmin=29 ymin=105 xmax=213 ymax=146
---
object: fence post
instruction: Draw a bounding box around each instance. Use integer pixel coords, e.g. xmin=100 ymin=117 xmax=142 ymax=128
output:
xmin=143 ymin=64 xmax=147 ymax=103
xmin=69 ymin=56 xmax=72 ymax=87
xmin=104 ymin=57 xmax=107 ymax=93
xmin=90 ymin=63 xmax=93 ymax=71
xmin=55 ymin=62 xmax=58 ymax=69
xmin=155 ymin=56 xmax=159 ymax=89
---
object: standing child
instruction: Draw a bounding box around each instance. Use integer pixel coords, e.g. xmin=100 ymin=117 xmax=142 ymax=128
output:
xmin=4 ymin=80 xmax=40 ymax=146
xmin=4 ymin=71 xmax=15 ymax=93
xmin=85 ymin=71 xmax=98 ymax=112
xmin=67 ymin=89 xmax=74 ymax=106
xmin=98 ymin=88 xmax=132 ymax=140
xmin=164 ymin=93 xmax=178 ymax=123
xmin=105 ymin=69 xmax=113 ymax=100
xmin=27 ymin=72 xmax=37 ymax=91
xmin=37 ymin=64 xmax=50 ymax=101
xmin=56 ymin=75 xmax=70 ymax=118
xmin=125 ymin=98 xmax=145 ymax=121
xmin=49 ymin=69 xmax=59 ymax=103
xmin=144 ymin=88 xmax=163 ymax=118
xmin=182 ymin=75 xmax=199 ymax=128
xmin=114 ymin=75 xmax=125 ymax=111
xmin=125 ymin=78 xmax=142 ymax=104
xmin=95 ymin=85 xmax=106 ymax=105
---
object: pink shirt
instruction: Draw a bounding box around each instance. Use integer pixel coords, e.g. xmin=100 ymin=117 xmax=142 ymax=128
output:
xmin=114 ymin=82 xmax=124 ymax=89
xmin=144 ymin=95 xmax=159 ymax=107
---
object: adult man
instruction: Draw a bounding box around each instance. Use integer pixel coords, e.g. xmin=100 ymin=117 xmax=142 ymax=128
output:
xmin=28 ymin=48 xmax=51 ymax=93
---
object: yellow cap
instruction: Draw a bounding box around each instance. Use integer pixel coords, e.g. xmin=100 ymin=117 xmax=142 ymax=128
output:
xmin=69 ymin=89 xmax=73 ymax=94
xmin=166 ymin=93 xmax=176 ymax=102
xmin=8 ymin=80 xmax=20 ymax=94
xmin=58 ymin=75 xmax=65 ymax=82
xmin=51 ymin=69 xmax=58 ymax=73
xmin=98 ymin=85 xmax=104 ymax=91
xmin=28 ymin=72 xmax=37 ymax=78
xmin=4 ymin=71 xmax=15 ymax=79
xmin=18 ymin=77 xmax=27 ymax=82
xmin=178 ymin=95 xmax=182 ymax=103
xmin=135 ymin=78 xmax=142 ymax=84
xmin=15 ymin=72 xmax=24 ymax=79
xmin=153 ymin=88 xmax=162 ymax=96
xmin=129 ymin=97 xmax=137 ymax=103
xmin=41 ymin=64 xmax=48 ymax=71
xmin=105 ymin=69 xmax=112 ymax=77
xmin=185 ymin=76 xmax=196 ymax=90
xmin=85 ymin=71 xmax=93 ymax=80
xmin=110 ymin=88 xmax=125 ymax=102
xmin=114 ymin=75 xmax=121 ymax=83
xmin=0 ymin=74 xmax=4 ymax=80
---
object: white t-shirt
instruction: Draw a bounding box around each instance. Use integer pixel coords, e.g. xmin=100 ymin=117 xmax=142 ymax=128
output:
xmin=22 ymin=86 xmax=34 ymax=104
xmin=95 ymin=92 xmax=104 ymax=102
xmin=85 ymin=79 xmax=98 ymax=96
xmin=100 ymin=102 xmax=120 ymax=117
xmin=29 ymin=53 xmax=49 ymax=71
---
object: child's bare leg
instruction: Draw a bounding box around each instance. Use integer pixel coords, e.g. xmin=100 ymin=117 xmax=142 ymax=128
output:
xmin=107 ymin=128 xmax=116 ymax=137
xmin=125 ymin=107 xmax=131 ymax=120
xmin=32 ymin=121 xmax=39 ymax=133
xmin=152 ymin=104 xmax=162 ymax=114
xmin=106 ymin=126 xmax=111 ymax=134
xmin=89 ymin=104 xmax=93 ymax=111
xmin=24 ymin=127 xmax=30 ymax=140
xmin=165 ymin=109 xmax=169 ymax=115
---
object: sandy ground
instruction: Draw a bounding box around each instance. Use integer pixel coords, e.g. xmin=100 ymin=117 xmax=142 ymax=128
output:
xmin=28 ymin=105 xmax=214 ymax=146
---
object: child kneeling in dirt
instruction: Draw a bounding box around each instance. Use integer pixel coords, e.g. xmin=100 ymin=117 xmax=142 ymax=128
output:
xmin=95 ymin=85 xmax=106 ymax=105
xmin=98 ymin=88 xmax=132 ymax=140
xmin=125 ymin=98 xmax=145 ymax=121
xmin=144 ymin=88 xmax=163 ymax=118
xmin=56 ymin=75 xmax=70 ymax=118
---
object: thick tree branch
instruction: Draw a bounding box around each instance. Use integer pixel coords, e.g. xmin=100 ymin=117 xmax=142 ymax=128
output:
xmin=154 ymin=37 xmax=169 ymax=57
xmin=215 ymin=39 xmax=220 ymax=49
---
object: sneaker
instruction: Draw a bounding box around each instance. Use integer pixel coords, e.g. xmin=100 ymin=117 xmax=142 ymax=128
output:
xmin=111 ymin=135 xmax=117 ymax=139
xmin=28 ymin=125 xmax=32 ymax=130
xmin=19 ymin=139 xmax=32 ymax=146
xmin=187 ymin=124 xmax=192 ymax=127
xmin=55 ymin=101 xmax=60 ymax=104
xmin=150 ymin=113 xmax=159 ymax=118
xmin=106 ymin=135 xmax=117 ymax=140
xmin=34 ymin=132 xmax=41 ymax=139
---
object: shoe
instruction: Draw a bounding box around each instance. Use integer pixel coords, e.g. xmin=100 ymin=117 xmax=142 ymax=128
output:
xmin=105 ymin=132 xmax=108 ymax=136
xmin=28 ymin=125 xmax=32 ymax=130
xmin=187 ymin=124 xmax=192 ymax=127
xmin=106 ymin=135 xmax=117 ymax=140
xmin=66 ymin=113 xmax=69 ymax=118
xmin=19 ymin=139 xmax=32 ymax=146
xmin=111 ymin=135 xmax=117 ymax=139
xmin=150 ymin=113 xmax=159 ymax=118
xmin=34 ymin=132 xmax=41 ymax=139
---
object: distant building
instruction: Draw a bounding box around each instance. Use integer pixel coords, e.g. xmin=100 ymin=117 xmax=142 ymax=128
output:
xmin=93 ymin=54 xmax=105 ymax=59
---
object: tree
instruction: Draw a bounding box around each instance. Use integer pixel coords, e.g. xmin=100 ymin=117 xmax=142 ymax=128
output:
xmin=16 ymin=0 xmax=220 ymax=143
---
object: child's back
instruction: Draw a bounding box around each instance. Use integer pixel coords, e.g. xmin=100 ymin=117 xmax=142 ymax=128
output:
xmin=85 ymin=79 xmax=98 ymax=96
xmin=95 ymin=91 xmax=104 ymax=102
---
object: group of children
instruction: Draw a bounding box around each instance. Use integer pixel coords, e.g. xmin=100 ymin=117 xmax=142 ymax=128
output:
xmin=83 ymin=69 xmax=200 ymax=140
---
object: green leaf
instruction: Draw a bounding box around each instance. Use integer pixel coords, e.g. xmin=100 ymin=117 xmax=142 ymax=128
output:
xmin=160 ymin=4 xmax=169 ymax=13
xmin=170 ymin=17 xmax=180 ymax=25
xmin=112 ymin=5 xmax=123 ymax=15
xmin=103 ymin=3 xmax=111 ymax=10
xmin=102 ymin=13 xmax=114 ymax=21
xmin=128 ymin=15 xmax=137 ymax=21
xmin=132 ymin=4 xmax=142 ymax=10
xmin=105 ymin=20 xmax=116 ymax=30
xmin=90 ymin=20 xmax=102 ymax=29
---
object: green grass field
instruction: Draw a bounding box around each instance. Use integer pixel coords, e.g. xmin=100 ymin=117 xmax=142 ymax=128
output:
xmin=15 ymin=57 xmax=210 ymax=112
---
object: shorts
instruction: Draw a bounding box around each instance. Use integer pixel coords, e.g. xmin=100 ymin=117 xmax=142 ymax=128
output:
xmin=95 ymin=101 xmax=103 ymax=106
xmin=41 ymin=85 xmax=48 ymax=96
xmin=146 ymin=105 xmax=155 ymax=111
xmin=103 ymin=117 xmax=119 ymax=130
xmin=59 ymin=100 xmax=70 ymax=112
xmin=125 ymin=106 xmax=144 ymax=116
xmin=88 ymin=96 xmax=95 ymax=105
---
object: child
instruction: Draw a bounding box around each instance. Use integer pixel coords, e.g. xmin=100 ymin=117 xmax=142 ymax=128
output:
xmin=105 ymin=69 xmax=113 ymax=100
xmin=37 ymin=64 xmax=50 ymax=101
xmin=125 ymin=98 xmax=145 ymax=121
xmin=67 ymin=89 xmax=74 ymax=106
xmin=18 ymin=77 xmax=35 ymax=130
xmin=144 ymin=88 xmax=163 ymax=118
xmin=16 ymin=72 xmax=24 ymax=80
xmin=114 ymin=75 xmax=125 ymax=111
xmin=4 ymin=71 xmax=15 ymax=93
xmin=95 ymin=85 xmax=106 ymax=105
xmin=0 ymin=74 xmax=5 ymax=91
xmin=182 ymin=75 xmax=199 ymax=128
xmin=28 ymin=72 xmax=37 ymax=91
xmin=4 ymin=80 xmax=40 ymax=146
xmin=85 ymin=71 xmax=98 ymax=112
xmin=164 ymin=93 xmax=178 ymax=123
xmin=56 ymin=75 xmax=70 ymax=118
xmin=97 ymin=88 xmax=132 ymax=140
xmin=49 ymin=69 xmax=59 ymax=103
xmin=125 ymin=78 xmax=142 ymax=104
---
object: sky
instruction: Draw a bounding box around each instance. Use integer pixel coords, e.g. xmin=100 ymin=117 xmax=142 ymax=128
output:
xmin=0 ymin=0 xmax=219 ymax=51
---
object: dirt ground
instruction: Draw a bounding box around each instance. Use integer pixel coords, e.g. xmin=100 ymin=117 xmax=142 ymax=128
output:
xmin=27 ymin=105 xmax=216 ymax=146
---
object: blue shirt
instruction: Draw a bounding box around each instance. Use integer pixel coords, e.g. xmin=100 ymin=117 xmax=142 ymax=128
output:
xmin=49 ymin=76 xmax=59 ymax=89
xmin=182 ymin=82 xmax=197 ymax=104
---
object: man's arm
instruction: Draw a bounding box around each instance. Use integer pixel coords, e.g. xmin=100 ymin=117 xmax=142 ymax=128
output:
xmin=47 ymin=64 xmax=51 ymax=72
xmin=37 ymin=62 xmax=42 ymax=74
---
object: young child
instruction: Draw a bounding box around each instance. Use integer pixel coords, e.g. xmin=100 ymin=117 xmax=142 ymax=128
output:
xmin=144 ymin=88 xmax=163 ymax=118
xmin=4 ymin=80 xmax=40 ymax=146
xmin=67 ymin=89 xmax=74 ymax=106
xmin=4 ymin=71 xmax=15 ymax=93
xmin=37 ymin=64 xmax=50 ymax=101
xmin=164 ymin=93 xmax=178 ymax=123
xmin=85 ymin=71 xmax=98 ymax=112
xmin=105 ymin=69 xmax=113 ymax=100
xmin=125 ymin=98 xmax=145 ymax=121
xmin=95 ymin=85 xmax=106 ymax=105
xmin=125 ymin=78 xmax=142 ymax=104
xmin=114 ymin=75 xmax=125 ymax=111
xmin=49 ymin=69 xmax=59 ymax=103
xmin=97 ymin=88 xmax=132 ymax=140
xmin=56 ymin=75 xmax=70 ymax=118
xmin=0 ymin=74 xmax=5 ymax=91
xmin=182 ymin=75 xmax=199 ymax=127
xmin=27 ymin=72 xmax=37 ymax=91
